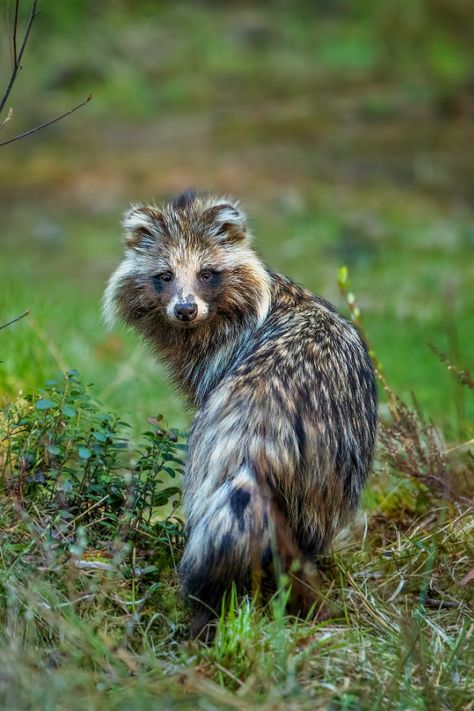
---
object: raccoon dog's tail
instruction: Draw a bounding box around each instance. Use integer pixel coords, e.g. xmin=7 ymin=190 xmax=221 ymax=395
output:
xmin=179 ymin=465 xmax=321 ymax=639
xmin=179 ymin=465 xmax=273 ymax=636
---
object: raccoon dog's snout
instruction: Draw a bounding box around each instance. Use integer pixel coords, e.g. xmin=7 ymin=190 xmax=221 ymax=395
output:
xmin=174 ymin=302 xmax=198 ymax=322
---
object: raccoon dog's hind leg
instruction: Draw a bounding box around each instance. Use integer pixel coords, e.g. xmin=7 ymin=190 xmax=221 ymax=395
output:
xmin=179 ymin=466 xmax=272 ymax=640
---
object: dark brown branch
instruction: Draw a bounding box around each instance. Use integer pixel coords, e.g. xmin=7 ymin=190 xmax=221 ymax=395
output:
xmin=0 ymin=0 xmax=39 ymax=115
xmin=0 ymin=309 xmax=29 ymax=331
xmin=0 ymin=94 xmax=92 ymax=147
xmin=424 ymin=597 xmax=461 ymax=610
xmin=12 ymin=0 xmax=20 ymax=67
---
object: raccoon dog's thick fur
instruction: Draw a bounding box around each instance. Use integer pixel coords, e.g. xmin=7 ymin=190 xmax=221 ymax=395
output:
xmin=103 ymin=191 xmax=377 ymax=634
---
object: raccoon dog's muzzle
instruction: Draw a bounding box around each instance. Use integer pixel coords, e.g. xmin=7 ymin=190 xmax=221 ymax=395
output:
xmin=174 ymin=301 xmax=198 ymax=322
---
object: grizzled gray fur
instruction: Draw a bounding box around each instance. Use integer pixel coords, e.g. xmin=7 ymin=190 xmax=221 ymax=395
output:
xmin=103 ymin=191 xmax=377 ymax=635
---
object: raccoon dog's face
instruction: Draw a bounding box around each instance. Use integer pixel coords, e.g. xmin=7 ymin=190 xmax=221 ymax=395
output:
xmin=103 ymin=193 xmax=271 ymax=332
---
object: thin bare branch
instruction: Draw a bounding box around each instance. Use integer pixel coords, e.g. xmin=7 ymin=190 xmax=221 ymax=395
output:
xmin=0 ymin=94 xmax=92 ymax=147
xmin=0 ymin=309 xmax=30 ymax=331
xmin=12 ymin=0 xmax=20 ymax=67
xmin=1 ymin=1 xmax=91 ymax=146
xmin=0 ymin=0 xmax=39 ymax=115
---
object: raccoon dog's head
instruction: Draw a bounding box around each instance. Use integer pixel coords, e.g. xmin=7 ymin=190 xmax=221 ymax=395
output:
xmin=103 ymin=192 xmax=271 ymax=334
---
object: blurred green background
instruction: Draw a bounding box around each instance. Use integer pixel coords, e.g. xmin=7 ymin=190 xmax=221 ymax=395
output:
xmin=1 ymin=0 xmax=473 ymax=437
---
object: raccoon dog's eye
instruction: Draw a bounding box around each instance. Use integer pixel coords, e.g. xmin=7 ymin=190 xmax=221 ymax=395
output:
xmin=155 ymin=271 xmax=174 ymax=283
xmin=199 ymin=269 xmax=220 ymax=284
xmin=152 ymin=272 xmax=174 ymax=291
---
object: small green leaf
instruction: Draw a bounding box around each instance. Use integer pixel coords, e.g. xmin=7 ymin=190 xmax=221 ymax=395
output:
xmin=47 ymin=445 xmax=61 ymax=456
xmin=92 ymin=431 xmax=107 ymax=442
xmin=157 ymin=486 xmax=181 ymax=498
xmin=35 ymin=399 xmax=55 ymax=410
xmin=78 ymin=447 xmax=92 ymax=460
xmin=62 ymin=405 xmax=76 ymax=418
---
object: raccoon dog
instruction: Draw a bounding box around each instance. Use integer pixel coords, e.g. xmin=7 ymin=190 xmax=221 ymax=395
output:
xmin=103 ymin=191 xmax=377 ymax=636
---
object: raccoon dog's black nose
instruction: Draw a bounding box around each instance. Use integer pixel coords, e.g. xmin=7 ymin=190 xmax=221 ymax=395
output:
xmin=174 ymin=302 xmax=198 ymax=322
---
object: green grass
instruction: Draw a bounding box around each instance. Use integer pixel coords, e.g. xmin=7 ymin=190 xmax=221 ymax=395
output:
xmin=1 ymin=2 xmax=474 ymax=709
xmin=1 ymin=446 xmax=473 ymax=710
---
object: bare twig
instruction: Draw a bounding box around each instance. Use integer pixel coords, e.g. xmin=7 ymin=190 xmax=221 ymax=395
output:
xmin=424 ymin=597 xmax=461 ymax=609
xmin=11 ymin=0 xmax=20 ymax=67
xmin=0 ymin=94 xmax=92 ymax=147
xmin=0 ymin=309 xmax=29 ymax=331
xmin=0 ymin=0 xmax=91 ymax=145
xmin=0 ymin=0 xmax=39 ymax=115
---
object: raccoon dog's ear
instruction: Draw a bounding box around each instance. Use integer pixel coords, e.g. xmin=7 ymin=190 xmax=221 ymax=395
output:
xmin=122 ymin=205 xmax=165 ymax=250
xmin=203 ymin=202 xmax=248 ymax=244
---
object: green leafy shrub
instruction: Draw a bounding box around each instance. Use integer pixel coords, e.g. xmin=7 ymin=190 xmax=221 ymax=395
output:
xmin=0 ymin=370 xmax=185 ymax=549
